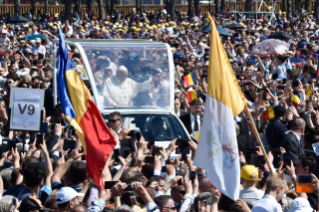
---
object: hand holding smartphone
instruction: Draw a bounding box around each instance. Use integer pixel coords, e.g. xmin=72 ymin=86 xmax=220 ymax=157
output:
xmin=296 ymin=175 xmax=314 ymax=193
xmin=36 ymin=134 xmax=43 ymax=149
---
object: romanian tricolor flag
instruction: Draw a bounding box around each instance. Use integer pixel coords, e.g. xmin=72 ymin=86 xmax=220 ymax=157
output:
xmin=291 ymin=94 xmax=300 ymax=107
xmin=193 ymin=15 xmax=245 ymax=201
xmin=306 ymin=86 xmax=311 ymax=98
xmin=263 ymin=106 xmax=275 ymax=121
xmin=186 ymin=90 xmax=199 ymax=103
xmin=183 ymin=72 xmax=196 ymax=88
xmin=57 ymin=29 xmax=116 ymax=189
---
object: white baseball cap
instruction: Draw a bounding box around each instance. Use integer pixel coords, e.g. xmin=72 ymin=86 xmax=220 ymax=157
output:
xmin=56 ymin=187 xmax=84 ymax=204
xmin=289 ymin=197 xmax=313 ymax=212
xmin=1 ymin=29 xmax=7 ymax=34
xmin=35 ymin=38 xmax=41 ymax=43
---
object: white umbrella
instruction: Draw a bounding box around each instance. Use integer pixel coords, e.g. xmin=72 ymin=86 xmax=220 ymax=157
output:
xmin=253 ymin=39 xmax=288 ymax=56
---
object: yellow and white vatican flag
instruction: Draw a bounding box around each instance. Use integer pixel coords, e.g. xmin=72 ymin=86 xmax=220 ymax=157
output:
xmin=193 ymin=15 xmax=246 ymax=201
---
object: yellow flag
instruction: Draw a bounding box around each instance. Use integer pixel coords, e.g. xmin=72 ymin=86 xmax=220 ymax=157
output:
xmin=207 ymin=15 xmax=245 ymax=117
xmin=306 ymin=86 xmax=311 ymax=98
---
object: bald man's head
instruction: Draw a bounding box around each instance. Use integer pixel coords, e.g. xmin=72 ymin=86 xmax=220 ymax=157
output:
xmin=71 ymin=204 xmax=88 ymax=212
xmin=292 ymin=117 xmax=306 ymax=133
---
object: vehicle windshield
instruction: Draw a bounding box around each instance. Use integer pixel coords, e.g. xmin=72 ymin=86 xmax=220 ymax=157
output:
xmin=81 ymin=43 xmax=171 ymax=111
xmin=104 ymin=114 xmax=188 ymax=141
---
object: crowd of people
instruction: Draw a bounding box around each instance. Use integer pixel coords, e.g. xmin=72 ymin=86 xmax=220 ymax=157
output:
xmin=0 ymin=5 xmax=318 ymax=212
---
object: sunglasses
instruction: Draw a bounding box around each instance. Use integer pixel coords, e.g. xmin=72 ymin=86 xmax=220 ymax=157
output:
xmin=109 ymin=119 xmax=119 ymax=123
xmin=164 ymin=207 xmax=177 ymax=210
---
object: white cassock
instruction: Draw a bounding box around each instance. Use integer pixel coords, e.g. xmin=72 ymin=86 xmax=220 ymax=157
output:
xmin=101 ymin=76 xmax=153 ymax=106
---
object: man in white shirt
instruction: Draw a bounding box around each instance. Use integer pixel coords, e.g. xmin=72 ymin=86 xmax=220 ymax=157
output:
xmin=31 ymin=38 xmax=46 ymax=58
xmin=252 ymin=174 xmax=287 ymax=212
xmin=101 ymin=65 xmax=156 ymax=107
xmin=31 ymin=26 xmax=39 ymax=35
xmin=239 ymin=165 xmax=265 ymax=206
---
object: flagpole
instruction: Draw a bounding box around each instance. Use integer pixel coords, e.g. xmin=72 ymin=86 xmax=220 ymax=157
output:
xmin=244 ymin=105 xmax=274 ymax=174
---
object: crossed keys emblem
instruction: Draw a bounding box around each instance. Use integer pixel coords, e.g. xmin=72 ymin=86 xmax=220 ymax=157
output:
xmin=206 ymin=125 xmax=238 ymax=169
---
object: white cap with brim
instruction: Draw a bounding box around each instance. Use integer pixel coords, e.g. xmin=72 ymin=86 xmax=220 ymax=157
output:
xmin=289 ymin=197 xmax=313 ymax=212
xmin=56 ymin=187 xmax=84 ymax=204
xmin=287 ymin=51 xmax=294 ymax=56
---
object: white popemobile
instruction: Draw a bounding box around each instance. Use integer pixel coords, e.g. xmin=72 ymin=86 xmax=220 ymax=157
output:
xmin=52 ymin=39 xmax=191 ymax=157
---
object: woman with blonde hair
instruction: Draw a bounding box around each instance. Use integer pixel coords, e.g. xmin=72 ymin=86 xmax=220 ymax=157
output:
xmin=236 ymin=47 xmax=248 ymax=63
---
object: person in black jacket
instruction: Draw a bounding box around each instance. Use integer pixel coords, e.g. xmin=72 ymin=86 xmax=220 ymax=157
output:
xmin=286 ymin=155 xmax=317 ymax=210
xmin=281 ymin=117 xmax=305 ymax=166
xmin=180 ymin=99 xmax=203 ymax=135
xmin=266 ymin=105 xmax=288 ymax=149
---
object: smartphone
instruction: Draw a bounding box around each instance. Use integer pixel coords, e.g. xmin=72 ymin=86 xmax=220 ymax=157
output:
xmin=161 ymin=166 xmax=167 ymax=172
xmin=243 ymin=82 xmax=250 ymax=86
xmin=122 ymin=149 xmax=131 ymax=158
xmin=69 ymin=140 xmax=76 ymax=152
xmin=59 ymin=151 xmax=63 ymax=158
xmin=144 ymin=156 xmax=155 ymax=163
xmin=113 ymin=149 xmax=120 ymax=163
xmin=257 ymin=155 xmax=265 ymax=169
xmin=269 ymin=148 xmax=280 ymax=155
xmin=12 ymin=198 xmax=16 ymax=207
xmin=1 ymin=140 xmax=8 ymax=152
xmin=175 ymin=148 xmax=181 ymax=154
xmin=9 ymin=140 xmax=16 ymax=150
xmin=251 ymin=155 xmax=258 ymax=167
xmin=36 ymin=134 xmax=43 ymax=149
xmin=50 ymin=123 xmax=56 ymax=131
xmin=277 ymin=85 xmax=285 ymax=90
xmin=176 ymin=139 xmax=189 ymax=148
xmin=104 ymin=181 xmax=117 ymax=189
xmin=165 ymin=159 xmax=171 ymax=165
xmin=247 ymin=59 xmax=256 ymax=65
xmin=134 ymin=131 xmax=141 ymax=142
xmin=147 ymin=137 xmax=155 ymax=149
xmin=296 ymin=175 xmax=314 ymax=193
xmin=72 ymin=128 xmax=76 ymax=136
xmin=181 ymin=153 xmax=187 ymax=161
xmin=124 ymin=185 xmax=133 ymax=191
xmin=128 ymin=130 xmax=135 ymax=137
xmin=190 ymin=171 xmax=196 ymax=183
xmin=68 ymin=127 xmax=73 ymax=138
xmin=50 ymin=116 xmax=60 ymax=124
xmin=297 ymin=175 xmax=312 ymax=184
xmin=42 ymin=123 xmax=48 ymax=134
xmin=178 ymin=178 xmax=183 ymax=185
xmin=283 ymin=153 xmax=291 ymax=164
xmin=152 ymin=146 xmax=161 ymax=154
xmin=245 ymin=147 xmax=258 ymax=154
